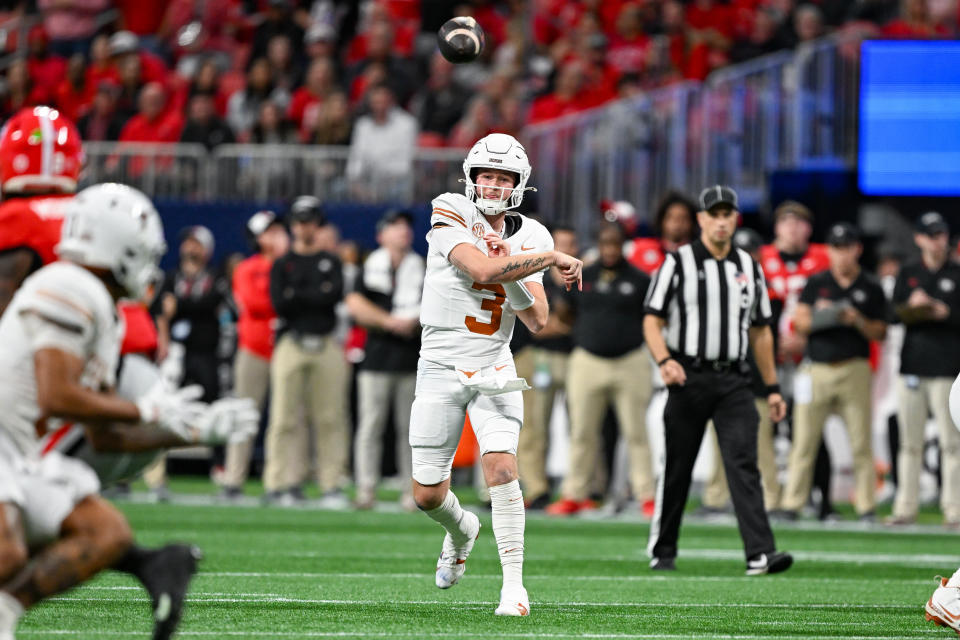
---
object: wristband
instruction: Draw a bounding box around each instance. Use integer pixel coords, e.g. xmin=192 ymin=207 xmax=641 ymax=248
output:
xmin=765 ymin=384 xmax=781 ymax=396
xmin=657 ymin=356 xmax=673 ymax=367
xmin=503 ymin=280 xmax=535 ymax=310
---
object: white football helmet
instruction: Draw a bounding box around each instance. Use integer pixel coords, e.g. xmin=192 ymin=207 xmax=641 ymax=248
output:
xmin=462 ymin=133 xmax=534 ymax=216
xmin=57 ymin=183 xmax=166 ymax=299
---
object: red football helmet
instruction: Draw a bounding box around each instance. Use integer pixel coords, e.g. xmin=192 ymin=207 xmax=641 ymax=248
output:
xmin=0 ymin=106 xmax=83 ymax=195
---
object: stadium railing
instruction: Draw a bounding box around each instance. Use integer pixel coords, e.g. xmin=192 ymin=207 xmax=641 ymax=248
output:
xmin=525 ymin=32 xmax=861 ymax=224
xmin=80 ymin=143 xmax=468 ymax=204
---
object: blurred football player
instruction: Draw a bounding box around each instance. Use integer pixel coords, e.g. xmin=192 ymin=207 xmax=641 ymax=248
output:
xmin=410 ymin=133 xmax=582 ymax=616
xmin=0 ymin=107 xmax=83 ymax=317
xmin=0 ymin=184 xmax=216 ymax=640
xmin=0 ymin=108 xmax=242 ymax=640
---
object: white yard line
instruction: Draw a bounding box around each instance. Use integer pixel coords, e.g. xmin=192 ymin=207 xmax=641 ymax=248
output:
xmin=184 ymin=571 xmax=931 ymax=585
xmin=15 ymin=630 xmax=942 ymax=639
xmin=48 ymin=594 xmax=916 ymax=609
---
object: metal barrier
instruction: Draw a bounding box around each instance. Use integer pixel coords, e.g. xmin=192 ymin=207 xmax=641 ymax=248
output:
xmin=80 ymin=143 xmax=468 ymax=204
xmin=524 ymin=33 xmax=861 ymax=223
xmin=77 ymin=34 xmax=861 ymax=218
xmin=81 ymin=142 xmax=209 ymax=199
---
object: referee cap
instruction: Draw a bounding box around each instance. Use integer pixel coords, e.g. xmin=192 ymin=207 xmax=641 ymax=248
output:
xmin=699 ymin=185 xmax=738 ymax=211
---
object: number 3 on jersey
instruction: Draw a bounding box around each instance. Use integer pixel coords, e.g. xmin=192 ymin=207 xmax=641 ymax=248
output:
xmin=465 ymin=282 xmax=506 ymax=335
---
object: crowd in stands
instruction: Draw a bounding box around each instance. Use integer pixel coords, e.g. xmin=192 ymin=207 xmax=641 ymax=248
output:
xmin=0 ymin=0 xmax=954 ymax=150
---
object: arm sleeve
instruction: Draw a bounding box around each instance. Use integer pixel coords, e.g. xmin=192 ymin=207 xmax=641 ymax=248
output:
xmin=865 ymin=282 xmax=890 ymax=321
xmin=644 ymin=253 xmax=677 ymax=318
xmin=750 ymin=261 xmax=773 ymax=326
xmin=892 ymin=270 xmax=910 ymax=306
xmin=269 ymin=257 xmax=295 ymax=316
xmin=428 ymin=198 xmax=477 ymax=260
xmin=20 ymin=311 xmax=89 ymax=358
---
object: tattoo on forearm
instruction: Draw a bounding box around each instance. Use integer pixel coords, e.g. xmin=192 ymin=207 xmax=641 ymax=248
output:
xmin=495 ymin=256 xmax=547 ymax=279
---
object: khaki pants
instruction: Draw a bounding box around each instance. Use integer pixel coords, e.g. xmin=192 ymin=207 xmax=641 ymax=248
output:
xmin=222 ymin=348 xmax=272 ymax=488
xmin=782 ymin=359 xmax=874 ymax=515
xmin=702 ymin=398 xmax=780 ymax=510
xmin=263 ymin=334 xmax=349 ymax=492
xmin=353 ymin=370 xmax=416 ymax=493
xmin=516 ymin=347 xmax=569 ymax=499
xmin=561 ymin=346 xmax=654 ymax=501
xmin=893 ymin=375 xmax=960 ymax=521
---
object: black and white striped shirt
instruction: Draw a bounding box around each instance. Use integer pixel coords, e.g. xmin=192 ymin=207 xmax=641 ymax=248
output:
xmin=644 ymin=239 xmax=772 ymax=362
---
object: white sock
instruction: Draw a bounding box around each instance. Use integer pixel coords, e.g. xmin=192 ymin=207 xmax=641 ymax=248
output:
xmin=0 ymin=591 xmax=23 ymax=631
xmin=947 ymin=567 xmax=960 ymax=588
xmin=424 ymin=490 xmax=471 ymax=547
xmin=489 ymin=480 xmax=524 ymax=589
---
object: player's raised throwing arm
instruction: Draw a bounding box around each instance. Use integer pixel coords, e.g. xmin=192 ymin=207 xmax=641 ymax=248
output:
xmin=448 ymin=243 xmax=582 ymax=290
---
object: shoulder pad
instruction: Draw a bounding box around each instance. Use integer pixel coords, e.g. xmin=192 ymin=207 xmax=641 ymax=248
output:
xmin=431 ymin=193 xmax=475 ymax=230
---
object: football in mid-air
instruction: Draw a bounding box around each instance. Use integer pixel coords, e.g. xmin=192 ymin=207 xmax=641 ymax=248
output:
xmin=437 ymin=16 xmax=485 ymax=64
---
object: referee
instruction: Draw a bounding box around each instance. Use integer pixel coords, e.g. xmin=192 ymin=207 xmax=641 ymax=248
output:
xmin=643 ymin=185 xmax=792 ymax=575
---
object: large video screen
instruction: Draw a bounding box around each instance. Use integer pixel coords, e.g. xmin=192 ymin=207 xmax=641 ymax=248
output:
xmin=859 ymin=40 xmax=960 ymax=196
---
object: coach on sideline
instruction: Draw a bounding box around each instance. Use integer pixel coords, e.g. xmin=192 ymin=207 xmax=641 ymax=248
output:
xmin=643 ymin=185 xmax=792 ymax=575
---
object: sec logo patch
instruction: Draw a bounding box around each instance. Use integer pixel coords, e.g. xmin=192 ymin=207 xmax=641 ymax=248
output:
xmin=472 ymin=223 xmax=485 ymax=238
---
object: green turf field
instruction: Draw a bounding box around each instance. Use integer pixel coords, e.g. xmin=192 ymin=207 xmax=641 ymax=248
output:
xmin=14 ymin=480 xmax=958 ymax=639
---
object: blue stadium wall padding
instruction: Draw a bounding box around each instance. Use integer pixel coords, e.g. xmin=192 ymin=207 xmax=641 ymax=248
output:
xmin=154 ymin=199 xmax=432 ymax=270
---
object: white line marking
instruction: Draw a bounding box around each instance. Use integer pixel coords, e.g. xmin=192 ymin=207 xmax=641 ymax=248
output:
xmin=15 ymin=631 xmax=941 ymax=639
xmin=48 ymin=595 xmax=917 ymax=610
xmin=191 ymin=571 xmax=931 ymax=585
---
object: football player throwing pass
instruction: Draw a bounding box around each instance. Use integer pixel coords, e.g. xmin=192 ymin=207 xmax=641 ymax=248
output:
xmin=410 ymin=133 xmax=582 ymax=617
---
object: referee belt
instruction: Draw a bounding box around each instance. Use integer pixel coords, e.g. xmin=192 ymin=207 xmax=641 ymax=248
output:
xmin=671 ymin=354 xmax=748 ymax=374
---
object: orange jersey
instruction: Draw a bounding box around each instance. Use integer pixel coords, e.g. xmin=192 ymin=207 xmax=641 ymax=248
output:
xmin=759 ymin=243 xmax=830 ymax=340
xmin=0 ymin=193 xmax=72 ymax=266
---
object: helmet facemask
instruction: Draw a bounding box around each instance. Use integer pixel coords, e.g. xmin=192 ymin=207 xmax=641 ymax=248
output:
xmin=466 ymin=167 xmax=521 ymax=216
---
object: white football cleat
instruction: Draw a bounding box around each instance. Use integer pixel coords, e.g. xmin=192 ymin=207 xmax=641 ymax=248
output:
xmin=495 ymin=585 xmax=530 ymax=616
xmin=926 ymin=576 xmax=960 ymax=633
xmin=435 ymin=510 xmax=481 ymax=589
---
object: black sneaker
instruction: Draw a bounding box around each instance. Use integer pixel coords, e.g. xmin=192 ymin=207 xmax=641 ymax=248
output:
xmin=219 ymin=486 xmax=242 ymax=501
xmin=649 ymin=557 xmax=676 ymax=571
xmin=768 ymin=509 xmax=798 ymax=522
xmin=138 ymin=544 xmax=202 ymax=640
xmin=746 ymin=551 xmax=793 ymax=576
xmin=525 ymin=493 xmax=551 ymax=511
xmin=857 ymin=511 xmax=877 ymax=523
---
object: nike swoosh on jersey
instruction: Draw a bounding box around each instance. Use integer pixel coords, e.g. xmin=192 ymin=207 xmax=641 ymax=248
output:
xmin=495 ymin=365 xmax=508 ymax=371
xmin=520 ymin=243 xmax=535 ymax=251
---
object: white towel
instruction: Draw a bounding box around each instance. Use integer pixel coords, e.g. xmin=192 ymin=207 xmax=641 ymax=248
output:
xmin=362 ymin=248 xmax=424 ymax=320
xmin=455 ymin=366 xmax=531 ymax=396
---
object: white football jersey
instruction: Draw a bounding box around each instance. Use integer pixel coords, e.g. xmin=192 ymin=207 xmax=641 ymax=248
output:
xmin=0 ymin=262 xmax=122 ymax=460
xmin=419 ymin=192 xmax=553 ymax=368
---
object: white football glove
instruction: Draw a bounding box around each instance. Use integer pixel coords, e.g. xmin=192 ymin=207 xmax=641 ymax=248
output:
xmin=135 ymin=380 xmax=207 ymax=441
xmin=190 ymin=397 xmax=260 ymax=445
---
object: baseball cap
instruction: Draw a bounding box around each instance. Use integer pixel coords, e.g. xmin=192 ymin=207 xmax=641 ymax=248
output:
xmin=109 ymin=30 xmax=139 ymax=56
xmin=247 ymin=209 xmax=282 ymax=237
xmin=699 ymin=185 xmax=738 ymax=211
xmin=305 ymin=23 xmax=336 ymax=45
xmin=376 ymin=209 xmax=414 ymax=232
xmin=179 ymin=225 xmax=215 ymax=255
xmin=774 ymin=200 xmax=813 ymax=223
xmin=289 ymin=195 xmax=326 ymax=224
xmin=826 ymin=222 xmax=860 ymax=246
xmin=733 ymin=228 xmax=764 ymax=254
xmin=915 ymin=211 xmax=949 ymax=236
